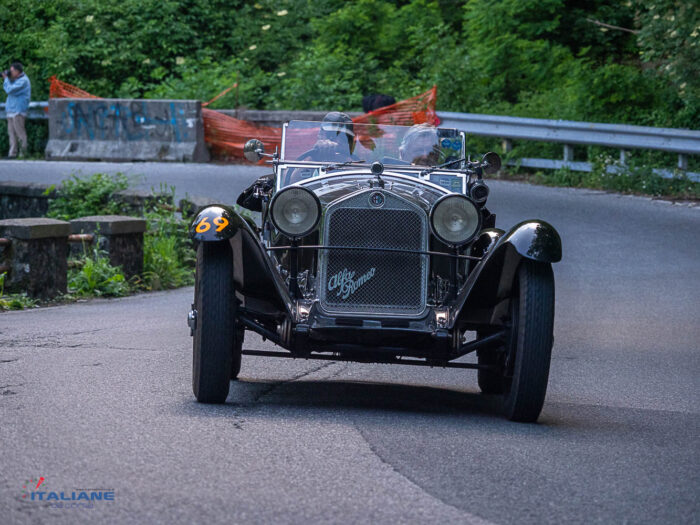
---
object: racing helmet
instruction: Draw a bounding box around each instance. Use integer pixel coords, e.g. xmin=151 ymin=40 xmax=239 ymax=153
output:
xmin=319 ymin=112 xmax=355 ymax=152
xmin=399 ymin=124 xmax=440 ymax=166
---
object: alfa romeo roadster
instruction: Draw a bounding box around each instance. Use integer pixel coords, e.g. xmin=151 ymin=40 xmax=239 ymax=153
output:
xmin=188 ymin=116 xmax=562 ymax=422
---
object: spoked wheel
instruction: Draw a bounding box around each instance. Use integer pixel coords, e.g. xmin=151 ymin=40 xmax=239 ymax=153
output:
xmin=193 ymin=241 xmax=236 ymax=403
xmin=500 ymin=259 xmax=555 ymax=422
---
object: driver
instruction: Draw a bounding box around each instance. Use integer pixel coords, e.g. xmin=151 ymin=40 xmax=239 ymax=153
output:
xmin=298 ymin=111 xmax=356 ymax=162
xmin=398 ymin=123 xmax=441 ymax=166
xmin=288 ymin=112 xmax=357 ymax=184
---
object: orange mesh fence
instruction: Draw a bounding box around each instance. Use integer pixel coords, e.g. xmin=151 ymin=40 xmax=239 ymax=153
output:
xmin=203 ymin=85 xmax=438 ymax=161
xmin=352 ymin=86 xmax=437 ymax=126
xmin=48 ymin=77 xmax=438 ymax=162
xmin=202 ymin=108 xmax=282 ymax=161
xmin=49 ymin=76 xmax=100 ymax=99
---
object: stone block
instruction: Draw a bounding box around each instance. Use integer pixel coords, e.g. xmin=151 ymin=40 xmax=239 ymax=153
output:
xmin=70 ymin=215 xmax=146 ymax=279
xmin=0 ymin=181 xmax=57 ymax=219
xmin=0 ymin=217 xmax=70 ymax=239
xmin=0 ymin=218 xmax=69 ymax=299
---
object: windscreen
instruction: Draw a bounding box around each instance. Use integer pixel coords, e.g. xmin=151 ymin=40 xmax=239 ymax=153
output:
xmin=282 ymin=121 xmax=464 ymax=167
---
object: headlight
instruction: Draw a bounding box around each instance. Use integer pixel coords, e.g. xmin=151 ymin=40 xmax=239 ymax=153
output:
xmin=430 ymin=194 xmax=481 ymax=246
xmin=470 ymin=180 xmax=489 ymax=204
xmin=270 ymin=186 xmax=321 ymax=238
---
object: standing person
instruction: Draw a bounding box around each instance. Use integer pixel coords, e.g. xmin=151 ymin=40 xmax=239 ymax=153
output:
xmin=2 ymin=62 xmax=31 ymax=158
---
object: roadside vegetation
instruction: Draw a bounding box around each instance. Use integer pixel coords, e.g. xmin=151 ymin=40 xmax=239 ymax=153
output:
xmin=46 ymin=173 xmax=130 ymax=220
xmin=141 ymin=187 xmax=195 ymax=291
xmin=48 ymin=173 xmax=195 ymax=301
xmin=503 ymin=153 xmax=700 ymax=200
xmin=0 ymin=272 xmax=38 ymax=311
xmin=68 ymin=245 xmax=131 ymax=298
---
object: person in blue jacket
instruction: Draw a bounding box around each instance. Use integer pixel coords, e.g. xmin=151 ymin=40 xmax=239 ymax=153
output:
xmin=2 ymin=62 xmax=31 ymax=158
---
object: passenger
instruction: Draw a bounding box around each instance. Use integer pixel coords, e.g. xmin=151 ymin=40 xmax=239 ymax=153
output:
xmin=398 ymin=124 xmax=441 ymax=166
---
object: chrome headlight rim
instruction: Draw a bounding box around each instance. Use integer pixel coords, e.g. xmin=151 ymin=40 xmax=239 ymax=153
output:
xmin=269 ymin=186 xmax=321 ymax=238
xmin=429 ymin=193 xmax=482 ymax=246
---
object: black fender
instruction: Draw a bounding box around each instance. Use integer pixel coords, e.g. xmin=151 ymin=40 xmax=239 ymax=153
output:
xmin=451 ymin=220 xmax=561 ymax=328
xmin=190 ymin=205 xmax=252 ymax=241
xmin=190 ymin=205 xmax=293 ymax=319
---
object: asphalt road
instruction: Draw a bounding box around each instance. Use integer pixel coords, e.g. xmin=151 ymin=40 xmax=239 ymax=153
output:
xmin=1 ymin=161 xmax=699 ymax=524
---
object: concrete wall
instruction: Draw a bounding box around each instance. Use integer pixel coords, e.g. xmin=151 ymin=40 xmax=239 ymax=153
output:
xmin=45 ymin=98 xmax=209 ymax=162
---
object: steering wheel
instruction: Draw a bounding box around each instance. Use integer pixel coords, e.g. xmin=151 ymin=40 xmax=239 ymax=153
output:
xmin=284 ymin=146 xmax=349 ymax=186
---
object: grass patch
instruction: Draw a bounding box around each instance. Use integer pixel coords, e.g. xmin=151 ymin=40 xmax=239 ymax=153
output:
xmin=68 ymin=246 xmax=131 ymax=298
xmin=141 ymin=185 xmax=195 ymax=291
xmin=0 ymin=272 xmax=38 ymax=310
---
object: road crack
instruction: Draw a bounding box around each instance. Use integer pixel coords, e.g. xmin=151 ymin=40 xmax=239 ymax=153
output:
xmin=245 ymin=358 xmax=339 ymax=404
xmin=352 ymin=422 xmax=496 ymax=525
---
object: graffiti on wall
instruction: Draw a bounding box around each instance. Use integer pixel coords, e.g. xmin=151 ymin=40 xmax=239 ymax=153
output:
xmin=56 ymin=100 xmax=198 ymax=143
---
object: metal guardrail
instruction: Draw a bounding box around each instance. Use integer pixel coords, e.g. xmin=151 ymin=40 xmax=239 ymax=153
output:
xmin=0 ymin=101 xmax=48 ymax=119
xmin=437 ymin=111 xmax=700 ymax=181
xmin=2 ymin=101 xmax=697 ymax=180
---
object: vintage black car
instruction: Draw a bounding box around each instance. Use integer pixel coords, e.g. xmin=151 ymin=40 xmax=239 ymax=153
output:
xmin=188 ymin=117 xmax=562 ymax=422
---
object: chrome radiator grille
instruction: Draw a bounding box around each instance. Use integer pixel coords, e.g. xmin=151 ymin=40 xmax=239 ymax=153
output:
xmin=319 ymin=190 xmax=428 ymax=316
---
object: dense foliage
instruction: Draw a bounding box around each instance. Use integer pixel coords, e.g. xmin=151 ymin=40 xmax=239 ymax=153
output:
xmin=1 ymin=0 xmax=696 ymax=128
xmin=46 ymin=172 xmax=130 ymax=220
xmin=48 ymin=173 xmax=195 ymax=296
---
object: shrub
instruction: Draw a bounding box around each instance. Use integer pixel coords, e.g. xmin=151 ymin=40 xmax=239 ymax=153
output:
xmin=142 ymin=234 xmax=193 ymax=290
xmin=68 ymin=246 xmax=130 ymax=297
xmin=141 ymin=185 xmax=195 ymax=290
xmin=47 ymin=172 xmax=130 ymax=220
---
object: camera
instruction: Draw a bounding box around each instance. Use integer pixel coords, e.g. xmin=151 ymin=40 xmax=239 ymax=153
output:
xmin=1 ymin=70 xmax=9 ymax=77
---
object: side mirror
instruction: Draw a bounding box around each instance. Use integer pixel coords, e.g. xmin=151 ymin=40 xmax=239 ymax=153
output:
xmin=481 ymin=152 xmax=502 ymax=175
xmin=244 ymin=139 xmax=265 ymax=163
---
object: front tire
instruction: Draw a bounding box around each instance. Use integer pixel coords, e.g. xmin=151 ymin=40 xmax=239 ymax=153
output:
xmin=193 ymin=242 xmax=234 ymax=403
xmin=503 ymin=260 xmax=555 ymax=422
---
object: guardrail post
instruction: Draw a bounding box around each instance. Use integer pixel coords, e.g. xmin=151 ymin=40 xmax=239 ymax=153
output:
xmin=502 ymin=139 xmax=513 ymax=154
xmin=563 ymin=144 xmax=574 ymax=163
xmin=69 ymin=215 xmax=147 ymax=279
xmin=620 ymin=149 xmax=628 ymax=166
xmin=0 ymin=218 xmax=70 ymax=298
xmin=678 ymin=154 xmax=688 ymax=171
